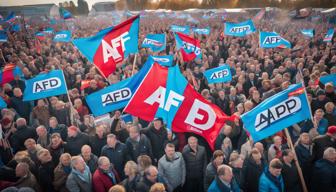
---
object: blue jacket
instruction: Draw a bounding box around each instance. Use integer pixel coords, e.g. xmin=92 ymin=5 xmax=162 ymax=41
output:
xmin=259 ymin=170 xmax=284 ymax=192
xmin=208 ymin=176 xmax=240 ymax=192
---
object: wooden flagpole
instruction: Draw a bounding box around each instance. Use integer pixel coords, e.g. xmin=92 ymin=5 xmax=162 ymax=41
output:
xmin=131 ymin=53 xmax=138 ymax=76
xmin=61 ymin=70 xmax=78 ymax=127
xmin=284 ymin=128 xmax=308 ymax=192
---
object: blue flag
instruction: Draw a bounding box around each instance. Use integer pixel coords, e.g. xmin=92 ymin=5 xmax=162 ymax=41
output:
xmin=53 ymin=30 xmax=72 ymax=42
xmin=0 ymin=97 xmax=7 ymax=109
xmin=301 ymin=29 xmax=314 ymax=38
xmin=23 ymin=70 xmax=68 ymax=101
xmin=193 ymin=27 xmax=211 ymax=35
xmin=85 ymin=57 xmax=154 ymax=116
xmin=141 ymin=34 xmax=166 ymax=52
xmin=204 ymin=65 xmax=232 ymax=84
xmin=319 ymin=74 xmax=336 ymax=86
xmin=241 ymin=83 xmax=311 ymax=142
xmin=60 ymin=8 xmax=72 ymax=19
xmin=259 ymin=31 xmax=291 ymax=48
xmin=5 ymin=12 xmax=15 ymax=24
xmin=323 ymin=29 xmax=334 ymax=42
xmin=43 ymin=27 xmax=54 ymax=34
xmin=149 ymin=55 xmax=174 ymax=67
xmin=224 ymin=19 xmax=256 ymax=37
xmin=170 ymin=25 xmax=190 ymax=35
xmin=11 ymin=24 xmax=20 ymax=32
xmin=0 ymin=31 xmax=7 ymax=42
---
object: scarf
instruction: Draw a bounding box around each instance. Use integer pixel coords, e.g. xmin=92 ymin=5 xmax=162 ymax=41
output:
xmin=63 ymin=165 xmax=72 ymax=174
xmin=72 ymin=165 xmax=90 ymax=182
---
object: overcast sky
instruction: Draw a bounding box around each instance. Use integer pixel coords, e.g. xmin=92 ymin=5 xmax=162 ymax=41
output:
xmin=0 ymin=0 xmax=117 ymax=10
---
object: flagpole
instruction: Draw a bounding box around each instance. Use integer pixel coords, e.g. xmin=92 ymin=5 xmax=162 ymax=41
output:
xmin=284 ymin=128 xmax=308 ymax=192
xmin=298 ymin=69 xmax=315 ymax=124
xmin=131 ymin=53 xmax=137 ymax=76
xmin=61 ymin=70 xmax=78 ymax=127
xmin=0 ymin=49 xmax=6 ymax=64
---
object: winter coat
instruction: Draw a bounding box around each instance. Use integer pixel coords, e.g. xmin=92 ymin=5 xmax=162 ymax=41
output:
xmin=125 ymin=134 xmax=153 ymax=161
xmin=204 ymin=162 xmax=217 ymax=191
xmin=241 ymin=156 xmax=265 ymax=192
xmin=89 ymin=134 xmax=106 ymax=156
xmin=207 ymin=176 xmax=240 ymax=192
xmin=92 ymin=167 xmax=120 ymax=192
xmin=65 ymin=132 xmax=90 ymax=156
xmin=182 ymin=145 xmax=207 ymax=179
xmin=281 ymin=161 xmax=301 ymax=192
xmin=66 ymin=166 xmax=92 ymax=192
xmin=10 ymin=125 xmax=37 ymax=152
xmin=141 ymin=126 xmax=168 ymax=164
xmin=15 ymin=171 xmax=41 ymax=192
xmin=53 ymin=163 xmax=70 ymax=192
xmin=38 ymin=161 xmax=55 ymax=192
xmin=312 ymin=135 xmax=336 ymax=162
xmin=311 ymin=159 xmax=336 ymax=192
xmin=259 ymin=169 xmax=284 ymax=192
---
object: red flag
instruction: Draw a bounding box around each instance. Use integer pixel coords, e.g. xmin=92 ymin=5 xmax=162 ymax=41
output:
xmin=80 ymin=79 xmax=91 ymax=91
xmin=1 ymin=63 xmax=16 ymax=85
xmin=288 ymin=87 xmax=305 ymax=97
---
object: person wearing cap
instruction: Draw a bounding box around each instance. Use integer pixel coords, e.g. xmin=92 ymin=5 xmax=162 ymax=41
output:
xmin=259 ymin=158 xmax=284 ymax=192
xmin=311 ymin=147 xmax=336 ymax=192
xmin=312 ymin=125 xmax=336 ymax=162
xmin=65 ymin=126 xmax=90 ymax=156
xmin=311 ymin=89 xmax=330 ymax=114
xmin=141 ymin=118 xmax=168 ymax=165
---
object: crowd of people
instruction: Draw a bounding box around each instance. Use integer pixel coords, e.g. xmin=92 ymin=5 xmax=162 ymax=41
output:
xmin=0 ymin=8 xmax=335 ymax=192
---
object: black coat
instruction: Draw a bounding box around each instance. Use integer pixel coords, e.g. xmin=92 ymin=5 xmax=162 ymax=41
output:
xmin=9 ymin=96 xmax=31 ymax=121
xmin=89 ymin=134 xmax=106 ymax=156
xmin=38 ymin=161 xmax=55 ymax=192
xmin=141 ymin=126 xmax=167 ymax=163
xmin=281 ymin=161 xmax=302 ymax=192
xmin=125 ymin=134 xmax=153 ymax=162
xmin=65 ymin=132 xmax=90 ymax=156
xmin=215 ymin=97 xmax=231 ymax=115
xmin=182 ymin=145 xmax=207 ymax=179
xmin=10 ymin=125 xmax=37 ymax=152
xmin=241 ymin=156 xmax=265 ymax=192
xmin=311 ymin=159 xmax=336 ymax=192
xmin=312 ymin=135 xmax=336 ymax=162
xmin=295 ymin=143 xmax=312 ymax=183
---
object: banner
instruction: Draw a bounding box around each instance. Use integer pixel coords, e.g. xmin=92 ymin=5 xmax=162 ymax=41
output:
xmin=170 ymin=25 xmax=190 ymax=35
xmin=85 ymin=57 xmax=153 ymax=116
xmin=224 ymin=19 xmax=256 ymax=37
xmin=323 ymin=29 xmax=334 ymax=42
xmin=36 ymin=32 xmax=46 ymax=40
xmin=43 ymin=27 xmax=54 ymax=34
xmin=23 ymin=70 xmax=68 ymax=101
xmin=53 ymin=30 xmax=72 ymax=42
xmin=193 ymin=27 xmax=211 ymax=35
xmin=319 ymin=74 xmax=336 ymax=86
xmin=301 ymin=29 xmax=314 ymax=38
xmin=259 ymin=31 xmax=291 ymax=48
xmin=241 ymin=83 xmax=311 ymax=142
xmin=141 ymin=34 xmax=166 ymax=52
xmin=174 ymin=32 xmax=202 ymax=62
xmin=204 ymin=65 xmax=232 ymax=84
xmin=149 ymin=55 xmax=174 ymax=67
xmin=59 ymin=8 xmax=72 ymax=19
xmin=0 ymin=64 xmax=22 ymax=85
xmin=73 ymin=15 xmax=140 ymax=78
xmin=0 ymin=31 xmax=7 ymax=42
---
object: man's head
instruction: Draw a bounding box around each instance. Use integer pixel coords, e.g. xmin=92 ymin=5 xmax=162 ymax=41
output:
xmin=16 ymin=118 xmax=27 ymax=128
xmin=71 ymin=156 xmax=86 ymax=173
xmin=60 ymin=153 xmax=71 ymax=166
xmin=145 ymin=165 xmax=158 ymax=183
xmin=217 ymin=165 xmax=233 ymax=183
xmin=107 ymin=134 xmax=117 ymax=148
xmin=13 ymin=88 xmax=22 ymax=97
xmin=188 ymin=136 xmax=198 ymax=149
xmin=36 ymin=125 xmax=47 ymax=137
xmin=98 ymin=156 xmax=111 ymax=172
xmin=24 ymin=138 xmax=36 ymax=151
xmin=81 ymin=145 xmax=92 ymax=161
xmin=153 ymin=118 xmax=163 ymax=130
xmin=95 ymin=125 xmax=105 ymax=138
xmin=325 ymin=102 xmax=335 ymax=114
xmin=67 ymin=126 xmax=78 ymax=138
xmin=164 ymin=143 xmax=175 ymax=159
xmin=37 ymin=149 xmax=52 ymax=164
xmin=129 ymin=124 xmax=140 ymax=140
xmin=269 ymin=158 xmax=283 ymax=177
xmin=49 ymin=117 xmax=58 ymax=128
xmin=15 ymin=162 xmax=30 ymax=177
xmin=212 ymin=150 xmax=224 ymax=166
xmin=273 ymin=136 xmax=282 ymax=147
xmin=299 ymin=132 xmax=310 ymax=145
xmin=323 ymin=147 xmax=336 ymax=163
xmin=282 ymin=149 xmax=294 ymax=163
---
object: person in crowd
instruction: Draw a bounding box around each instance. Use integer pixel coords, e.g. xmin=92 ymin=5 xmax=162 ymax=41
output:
xmin=221 ymin=137 xmax=233 ymax=163
xmin=14 ymin=162 xmax=40 ymax=191
xmin=10 ymin=118 xmax=36 ymax=152
xmin=208 ymin=164 xmax=240 ymax=192
xmin=109 ymin=185 xmax=126 ymax=192
xmin=149 ymin=183 xmax=166 ymax=192
xmin=228 ymin=152 xmax=244 ymax=187
xmin=65 ymin=126 xmax=90 ymax=156
xmin=89 ymin=125 xmax=107 ymax=156
xmin=101 ymin=134 xmax=129 ymax=179
xmin=9 ymin=88 xmax=31 ymax=123
xmin=92 ymin=156 xmax=120 ymax=192
xmin=311 ymin=147 xmax=336 ymax=192
xmin=295 ymin=132 xmax=313 ymax=184
xmin=48 ymin=133 xmax=66 ymax=166
xmin=204 ymin=150 xmax=224 ymax=191
xmin=24 ymin=139 xmax=41 ymax=167
xmin=125 ymin=124 xmax=153 ymax=161
xmin=66 ymin=156 xmax=92 ymax=192
xmin=259 ymin=158 xmax=285 ymax=192
xmin=137 ymin=155 xmax=153 ymax=176
xmin=324 ymin=102 xmax=336 ymax=127
xmin=48 ymin=117 xmax=68 ymax=141
xmin=36 ymin=125 xmax=50 ymax=148
xmin=182 ymin=136 xmax=207 ymax=192
xmin=268 ymin=136 xmax=284 ymax=161
xmin=281 ymin=149 xmax=302 ymax=192
xmin=312 ymin=125 xmax=336 ymax=162
xmin=135 ymin=165 xmax=168 ymax=192
xmin=121 ymin=160 xmax=139 ymax=192
xmin=80 ymin=145 xmax=98 ymax=173
xmin=37 ymin=148 xmax=55 ymax=192
xmin=53 ymin=153 xmax=72 ymax=192
xmin=74 ymin=98 xmax=89 ymax=122
xmin=31 ymin=99 xmax=50 ymax=127
xmin=158 ymin=143 xmax=185 ymax=192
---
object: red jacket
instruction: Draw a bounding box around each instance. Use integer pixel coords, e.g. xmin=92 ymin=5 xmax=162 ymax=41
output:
xmin=92 ymin=168 xmax=120 ymax=192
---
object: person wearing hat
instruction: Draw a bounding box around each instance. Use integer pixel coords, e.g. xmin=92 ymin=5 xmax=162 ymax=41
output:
xmin=312 ymin=125 xmax=336 ymax=162
xmin=311 ymin=89 xmax=330 ymax=114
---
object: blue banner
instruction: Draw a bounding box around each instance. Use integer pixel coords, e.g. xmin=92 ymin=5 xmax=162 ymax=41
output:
xmin=11 ymin=24 xmax=20 ymax=32
xmin=0 ymin=31 xmax=7 ymax=42
xmin=301 ymin=29 xmax=314 ymax=38
xmin=204 ymin=65 xmax=232 ymax=84
xmin=259 ymin=31 xmax=291 ymax=48
xmin=241 ymin=83 xmax=311 ymax=142
xmin=23 ymin=70 xmax=68 ymax=101
xmin=53 ymin=30 xmax=72 ymax=42
xmin=319 ymin=74 xmax=336 ymax=86
xmin=43 ymin=27 xmax=54 ymax=34
xmin=141 ymin=34 xmax=166 ymax=52
xmin=323 ymin=28 xmax=334 ymax=42
xmin=170 ymin=25 xmax=190 ymax=35
xmin=0 ymin=97 xmax=7 ymax=109
xmin=149 ymin=55 xmax=174 ymax=67
xmin=224 ymin=19 xmax=256 ymax=37
xmin=85 ymin=57 xmax=154 ymax=116
xmin=193 ymin=27 xmax=210 ymax=35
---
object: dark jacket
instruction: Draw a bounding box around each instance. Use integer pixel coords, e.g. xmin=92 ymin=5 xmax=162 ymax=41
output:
xmin=82 ymin=154 xmax=98 ymax=174
xmin=101 ymin=142 xmax=129 ymax=179
xmin=53 ymin=163 xmax=70 ymax=192
xmin=204 ymin=162 xmax=217 ymax=191
xmin=295 ymin=143 xmax=312 ymax=183
xmin=89 ymin=134 xmax=106 ymax=156
xmin=141 ymin=126 xmax=168 ymax=164
xmin=241 ymin=156 xmax=265 ymax=192
xmin=135 ymin=174 xmax=168 ymax=192
xmin=65 ymin=132 xmax=90 ymax=156
xmin=49 ymin=124 xmax=68 ymax=141
xmin=126 ymin=134 xmax=153 ymax=161
xmin=121 ymin=174 xmax=140 ymax=192
xmin=48 ymin=142 xmax=66 ymax=166
xmin=10 ymin=125 xmax=37 ymax=152
xmin=92 ymin=167 xmax=120 ymax=192
xmin=15 ymin=171 xmax=41 ymax=192
xmin=9 ymin=96 xmax=31 ymax=121
xmin=311 ymin=159 xmax=336 ymax=192
xmin=38 ymin=161 xmax=55 ymax=192
xmin=281 ymin=161 xmax=302 ymax=192
xmin=182 ymin=145 xmax=207 ymax=179
xmin=208 ymin=176 xmax=240 ymax=192
xmin=312 ymin=135 xmax=336 ymax=162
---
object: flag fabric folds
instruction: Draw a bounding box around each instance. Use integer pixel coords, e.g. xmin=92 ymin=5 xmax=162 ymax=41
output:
xmin=323 ymin=29 xmax=334 ymax=42
xmin=53 ymin=30 xmax=72 ymax=42
xmin=174 ymin=32 xmax=202 ymax=62
xmin=0 ymin=31 xmax=7 ymax=42
xmin=35 ymin=32 xmax=46 ymax=41
xmin=73 ymin=15 xmax=140 ymax=78
xmin=259 ymin=31 xmax=291 ymax=48
xmin=141 ymin=34 xmax=166 ymax=52
xmin=301 ymin=29 xmax=314 ymax=38
xmin=5 ymin=12 xmax=15 ymax=24
xmin=204 ymin=65 xmax=232 ymax=84
xmin=224 ymin=19 xmax=256 ymax=37
xmin=193 ymin=27 xmax=211 ymax=35
xmin=0 ymin=64 xmax=22 ymax=85
xmin=319 ymin=74 xmax=336 ymax=86
xmin=23 ymin=70 xmax=68 ymax=101
xmin=149 ymin=55 xmax=174 ymax=67
xmin=241 ymin=83 xmax=311 ymax=142
xmin=170 ymin=25 xmax=190 ymax=35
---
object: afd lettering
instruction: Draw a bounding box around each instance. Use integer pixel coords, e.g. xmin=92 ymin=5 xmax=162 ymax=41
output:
xmin=195 ymin=29 xmax=208 ymax=33
xmin=229 ymin=25 xmax=250 ymax=33
xmin=143 ymin=38 xmax=163 ymax=47
xmin=102 ymin=32 xmax=130 ymax=63
xmin=254 ymin=97 xmax=301 ymax=132
xmin=101 ymin=88 xmax=131 ymax=106
xmin=263 ymin=36 xmax=281 ymax=45
xmin=33 ymin=77 xmax=61 ymax=93
xmin=152 ymin=57 xmax=170 ymax=63
xmin=210 ymin=69 xmax=229 ymax=79
xmin=172 ymin=27 xmax=187 ymax=32
xmin=55 ymin=34 xmax=67 ymax=39
xmin=144 ymin=86 xmax=216 ymax=131
xmin=182 ymin=42 xmax=201 ymax=55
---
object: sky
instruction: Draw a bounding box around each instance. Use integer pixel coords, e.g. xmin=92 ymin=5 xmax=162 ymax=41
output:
xmin=0 ymin=0 xmax=117 ymax=10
